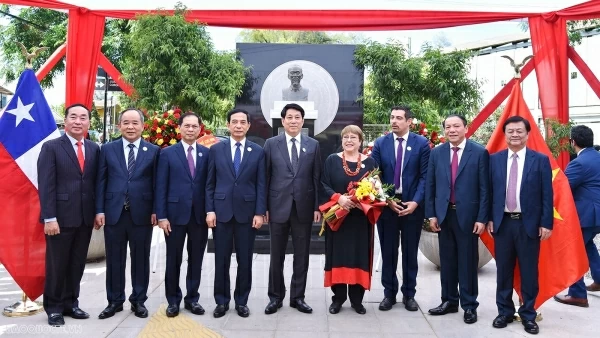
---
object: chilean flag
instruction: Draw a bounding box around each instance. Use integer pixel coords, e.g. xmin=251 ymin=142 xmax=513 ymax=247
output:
xmin=0 ymin=70 xmax=61 ymax=300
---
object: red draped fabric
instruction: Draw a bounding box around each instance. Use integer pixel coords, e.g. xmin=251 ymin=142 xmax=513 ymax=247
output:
xmin=568 ymin=45 xmax=600 ymax=100
xmin=529 ymin=16 xmax=570 ymax=168
xmin=65 ymin=9 xmax=106 ymax=108
xmin=0 ymin=0 xmax=76 ymax=9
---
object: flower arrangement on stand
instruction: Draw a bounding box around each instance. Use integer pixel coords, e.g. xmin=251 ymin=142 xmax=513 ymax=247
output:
xmin=142 ymin=108 xmax=212 ymax=148
xmin=411 ymin=119 xmax=446 ymax=148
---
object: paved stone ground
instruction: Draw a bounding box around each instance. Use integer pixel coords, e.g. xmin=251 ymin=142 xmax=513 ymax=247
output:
xmin=0 ymin=227 xmax=598 ymax=338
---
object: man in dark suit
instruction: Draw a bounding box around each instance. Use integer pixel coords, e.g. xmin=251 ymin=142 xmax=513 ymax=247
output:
xmin=371 ymin=106 xmax=430 ymax=312
xmin=95 ymin=108 xmax=160 ymax=319
xmin=206 ymin=108 xmax=266 ymax=318
xmin=38 ymin=104 xmax=100 ymax=327
xmin=487 ymin=116 xmax=553 ymax=335
xmin=263 ymin=103 xmax=321 ymax=315
xmin=155 ymin=112 xmax=210 ymax=317
xmin=425 ymin=114 xmax=489 ymax=324
xmin=555 ymin=125 xmax=600 ymax=308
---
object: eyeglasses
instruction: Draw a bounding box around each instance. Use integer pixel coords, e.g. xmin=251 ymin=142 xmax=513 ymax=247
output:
xmin=342 ymin=135 xmax=360 ymax=141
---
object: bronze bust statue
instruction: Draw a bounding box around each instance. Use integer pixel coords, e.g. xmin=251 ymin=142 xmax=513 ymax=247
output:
xmin=282 ymin=65 xmax=309 ymax=101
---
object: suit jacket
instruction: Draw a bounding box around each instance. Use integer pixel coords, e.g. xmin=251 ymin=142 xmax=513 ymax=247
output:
xmin=371 ymin=132 xmax=430 ymax=220
xmin=565 ymin=147 xmax=600 ymax=228
xmin=425 ymin=139 xmax=490 ymax=233
xmin=489 ymin=148 xmax=553 ymax=238
xmin=38 ymin=134 xmax=100 ymax=228
xmin=95 ymin=139 xmax=160 ymax=226
xmin=206 ymin=139 xmax=266 ymax=224
xmin=155 ymin=142 xmax=210 ymax=226
xmin=264 ymin=134 xmax=321 ymax=224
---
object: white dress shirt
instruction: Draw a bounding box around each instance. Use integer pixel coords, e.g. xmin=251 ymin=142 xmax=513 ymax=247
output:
xmin=504 ymin=147 xmax=526 ymax=212
xmin=66 ymin=133 xmax=85 ymax=159
xmin=230 ymin=137 xmax=246 ymax=162
xmin=123 ymin=138 xmax=141 ymax=167
xmin=182 ymin=141 xmax=197 ymax=167
xmin=394 ymin=130 xmax=410 ymax=194
xmin=449 ymin=138 xmax=467 ymax=165
xmin=285 ymin=133 xmax=301 ymax=162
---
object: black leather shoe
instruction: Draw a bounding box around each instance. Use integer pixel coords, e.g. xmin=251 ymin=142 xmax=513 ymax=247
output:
xmin=131 ymin=303 xmax=148 ymax=318
xmin=235 ymin=305 xmax=250 ymax=318
xmin=63 ymin=307 xmax=89 ymax=319
xmin=290 ymin=299 xmax=313 ymax=314
xmin=213 ymin=304 xmax=229 ymax=318
xmin=522 ymin=320 xmax=539 ymax=334
xmin=403 ymin=297 xmax=419 ymax=312
xmin=166 ymin=304 xmax=179 ymax=317
xmin=464 ymin=309 xmax=477 ymax=324
xmin=329 ymin=302 xmax=342 ymax=314
xmin=98 ymin=303 xmax=123 ymax=319
xmin=48 ymin=313 xmax=65 ymax=327
xmin=428 ymin=301 xmax=459 ymax=316
xmin=184 ymin=302 xmax=205 ymax=315
xmin=265 ymin=300 xmax=282 ymax=315
xmin=492 ymin=315 xmax=514 ymax=328
xmin=378 ymin=297 xmax=396 ymax=311
xmin=351 ymin=303 xmax=367 ymax=315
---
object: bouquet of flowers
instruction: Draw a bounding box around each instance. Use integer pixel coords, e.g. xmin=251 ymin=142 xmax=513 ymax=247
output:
xmin=411 ymin=118 xmax=445 ymax=148
xmin=142 ymin=108 xmax=212 ymax=148
xmin=319 ymin=169 xmax=397 ymax=235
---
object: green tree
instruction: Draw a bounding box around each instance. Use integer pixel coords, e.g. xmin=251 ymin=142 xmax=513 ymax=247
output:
xmin=121 ymin=5 xmax=246 ymax=123
xmin=355 ymin=41 xmax=481 ymax=126
xmin=238 ymin=29 xmax=367 ymax=44
xmin=519 ymin=19 xmax=600 ymax=45
xmin=0 ymin=6 xmax=130 ymax=88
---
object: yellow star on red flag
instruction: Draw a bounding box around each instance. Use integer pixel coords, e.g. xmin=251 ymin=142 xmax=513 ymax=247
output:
xmin=552 ymin=168 xmax=563 ymax=220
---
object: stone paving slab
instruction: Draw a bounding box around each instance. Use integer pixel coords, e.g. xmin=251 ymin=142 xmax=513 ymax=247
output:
xmin=0 ymin=227 xmax=598 ymax=337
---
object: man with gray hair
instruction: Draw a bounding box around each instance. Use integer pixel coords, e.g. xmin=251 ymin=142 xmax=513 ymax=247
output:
xmin=95 ymin=108 xmax=160 ymax=319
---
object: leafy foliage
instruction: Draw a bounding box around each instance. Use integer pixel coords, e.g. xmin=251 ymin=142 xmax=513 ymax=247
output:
xmin=121 ymin=6 xmax=246 ymax=123
xmin=238 ymin=30 xmax=366 ymax=44
xmin=355 ymin=41 xmax=481 ymax=127
xmin=0 ymin=6 xmax=67 ymax=88
xmin=545 ymin=118 xmax=575 ymax=159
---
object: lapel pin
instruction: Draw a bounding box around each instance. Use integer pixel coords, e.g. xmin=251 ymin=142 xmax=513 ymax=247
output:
xmin=142 ymin=146 xmax=147 ymax=151
xmin=407 ymin=146 xmax=412 ymax=151
xmin=302 ymin=147 xmax=306 ymax=152
xmin=198 ymin=152 xmax=203 ymax=157
xmin=361 ymin=164 xmax=366 ymax=168
xmin=247 ymin=147 xmax=252 ymax=152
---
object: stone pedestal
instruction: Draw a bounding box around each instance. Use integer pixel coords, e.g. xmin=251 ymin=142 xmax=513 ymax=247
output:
xmin=418 ymin=230 xmax=493 ymax=269
xmin=86 ymin=228 xmax=106 ymax=261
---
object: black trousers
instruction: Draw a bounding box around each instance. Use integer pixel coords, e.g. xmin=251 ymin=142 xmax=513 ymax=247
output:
xmin=439 ymin=208 xmax=479 ymax=310
xmin=43 ymin=225 xmax=93 ymax=315
xmin=268 ymin=202 xmax=312 ymax=303
xmin=331 ymin=284 xmax=365 ymax=306
xmin=164 ymin=215 xmax=208 ymax=306
xmin=213 ymin=218 xmax=256 ymax=306
xmin=377 ymin=209 xmax=422 ymax=299
xmin=104 ymin=209 xmax=153 ymax=305
xmin=494 ymin=215 xmax=540 ymax=321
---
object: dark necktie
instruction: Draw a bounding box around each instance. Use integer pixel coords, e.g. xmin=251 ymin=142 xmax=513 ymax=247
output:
xmin=187 ymin=145 xmax=195 ymax=177
xmin=126 ymin=143 xmax=135 ymax=207
xmin=233 ymin=142 xmax=241 ymax=176
xmin=450 ymin=146 xmax=459 ymax=203
xmin=393 ymin=137 xmax=404 ymax=190
xmin=291 ymin=138 xmax=299 ymax=173
xmin=506 ymin=153 xmax=518 ymax=211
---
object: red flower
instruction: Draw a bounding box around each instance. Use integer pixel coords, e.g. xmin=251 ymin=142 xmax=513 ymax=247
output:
xmin=439 ymin=137 xmax=446 ymax=143
xmin=152 ymin=120 xmax=158 ymax=127
xmin=420 ymin=122 xmax=426 ymax=128
xmin=151 ymin=126 xmax=157 ymax=132
xmin=176 ymin=134 xmax=182 ymax=140
xmin=163 ymin=112 xmax=169 ymax=118
xmin=173 ymin=108 xmax=182 ymax=114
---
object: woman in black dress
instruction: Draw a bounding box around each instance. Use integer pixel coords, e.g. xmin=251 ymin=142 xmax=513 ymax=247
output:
xmin=321 ymin=125 xmax=378 ymax=314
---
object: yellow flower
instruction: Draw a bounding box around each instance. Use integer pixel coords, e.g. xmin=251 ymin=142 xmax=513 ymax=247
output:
xmin=168 ymin=110 xmax=174 ymax=115
xmin=142 ymin=133 xmax=149 ymax=139
xmin=169 ymin=138 xmax=176 ymax=145
xmin=175 ymin=127 xmax=180 ymax=134
xmin=157 ymin=139 xmax=164 ymax=146
xmin=355 ymin=180 xmax=375 ymax=200
xmin=156 ymin=127 xmax=162 ymax=133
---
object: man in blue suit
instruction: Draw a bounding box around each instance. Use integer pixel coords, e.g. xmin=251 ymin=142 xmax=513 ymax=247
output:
xmin=156 ymin=112 xmax=210 ymax=317
xmin=555 ymin=125 xmax=600 ymax=308
xmin=487 ymin=116 xmax=553 ymax=335
xmin=371 ymin=106 xmax=430 ymax=312
xmin=425 ymin=114 xmax=489 ymax=324
xmin=95 ymin=108 xmax=160 ymax=319
xmin=206 ymin=108 xmax=266 ymax=318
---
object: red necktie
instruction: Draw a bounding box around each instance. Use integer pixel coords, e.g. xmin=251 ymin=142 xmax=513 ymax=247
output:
xmin=76 ymin=141 xmax=84 ymax=171
xmin=450 ymin=147 xmax=459 ymax=203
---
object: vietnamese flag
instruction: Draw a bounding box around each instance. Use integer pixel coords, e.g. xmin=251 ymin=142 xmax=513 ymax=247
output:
xmin=479 ymin=81 xmax=588 ymax=309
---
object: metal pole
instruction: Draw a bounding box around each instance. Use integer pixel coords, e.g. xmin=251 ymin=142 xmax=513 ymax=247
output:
xmin=103 ymin=73 xmax=108 ymax=143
